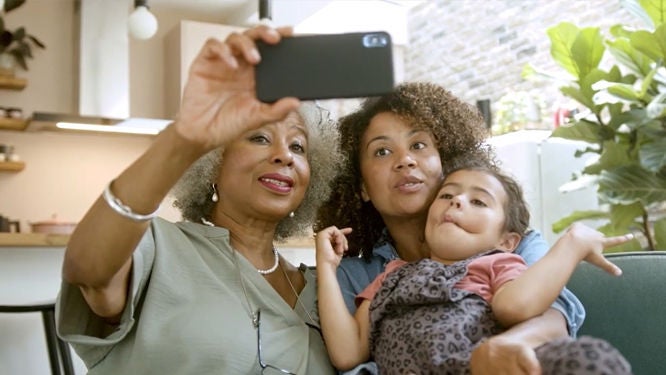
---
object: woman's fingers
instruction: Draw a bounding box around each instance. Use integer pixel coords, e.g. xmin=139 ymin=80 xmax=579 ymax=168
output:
xmin=199 ymin=37 xmax=238 ymax=68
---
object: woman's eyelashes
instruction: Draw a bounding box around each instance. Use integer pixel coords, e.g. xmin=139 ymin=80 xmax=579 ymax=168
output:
xmin=371 ymin=141 xmax=428 ymax=158
xmin=290 ymin=141 xmax=306 ymax=154
xmin=248 ymin=133 xmax=307 ymax=154
xmin=249 ymin=133 xmax=270 ymax=145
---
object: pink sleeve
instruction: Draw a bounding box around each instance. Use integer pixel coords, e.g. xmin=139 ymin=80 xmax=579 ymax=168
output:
xmin=457 ymin=252 xmax=527 ymax=303
xmin=355 ymin=259 xmax=407 ymax=307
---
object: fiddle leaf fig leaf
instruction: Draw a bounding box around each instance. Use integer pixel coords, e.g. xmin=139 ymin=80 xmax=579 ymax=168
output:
xmin=607 ymin=37 xmax=653 ymax=76
xmin=599 ymin=165 xmax=666 ymax=205
xmin=548 ymin=22 xmax=581 ymax=78
xmin=630 ymin=29 xmax=664 ymax=62
xmin=621 ymin=0 xmax=656 ymax=28
xmin=646 ymin=91 xmax=666 ymax=119
xmin=640 ymin=137 xmax=666 ymax=172
xmin=551 ymin=119 xmax=603 ymax=143
xmin=572 ymin=27 xmax=605 ymax=78
xmin=639 ymin=0 xmax=666 ymax=28
xmin=606 ymin=83 xmax=641 ymax=101
xmin=560 ymin=86 xmax=590 ymax=108
xmin=598 ymin=141 xmax=634 ymax=170
xmin=552 ymin=210 xmax=609 ymax=233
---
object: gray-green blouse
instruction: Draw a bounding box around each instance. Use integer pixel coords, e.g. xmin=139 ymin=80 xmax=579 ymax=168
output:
xmin=56 ymin=218 xmax=334 ymax=374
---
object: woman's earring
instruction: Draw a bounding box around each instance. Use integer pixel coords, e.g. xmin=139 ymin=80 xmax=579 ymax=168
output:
xmin=211 ymin=184 xmax=219 ymax=203
xmin=289 ymin=211 xmax=295 ymax=218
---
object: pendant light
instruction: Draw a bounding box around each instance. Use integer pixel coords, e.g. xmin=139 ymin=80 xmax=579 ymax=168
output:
xmin=128 ymin=0 xmax=158 ymax=40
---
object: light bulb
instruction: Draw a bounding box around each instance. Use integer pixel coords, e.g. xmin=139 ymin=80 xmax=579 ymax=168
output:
xmin=128 ymin=5 xmax=158 ymax=40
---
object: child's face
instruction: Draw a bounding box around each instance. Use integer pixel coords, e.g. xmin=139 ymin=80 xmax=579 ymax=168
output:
xmin=425 ymin=169 xmax=513 ymax=264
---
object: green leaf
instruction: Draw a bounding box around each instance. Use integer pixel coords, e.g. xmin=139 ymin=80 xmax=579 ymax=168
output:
xmin=27 ymin=35 xmax=45 ymax=49
xmin=12 ymin=27 xmax=25 ymax=41
xmin=551 ymin=210 xmax=609 ymax=233
xmin=9 ymin=49 xmax=27 ymax=70
xmin=631 ymin=29 xmax=663 ymax=62
xmin=640 ymin=137 xmax=666 ymax=172
xmin=621 ymin=0 xmax=657 ymax=27
xmin=572 ymin=27 xmax=605 ymax=78
xmin=646 ymin=91 xmax=666 ymax=119
xmin=560 ymin=86 xmax=590 ymax=108
xmin=551 ymin=119 xmax=602 ymax=143
xmin=599 ymin=165 xmax=666 ymax=205
xmin=608 ymin=201 xmax=646 ymax=231
xmin=606 ymin=83 xmax=641 ymax=101
xmin=580 ymin=69 xmax=610 ymax=111
xmin=639 ymin=0 xmax=666 ymax=27
xmin=548 ymin=22 xmax=581 ymax=78
xmin=607 ymin=37 xmax=652 ymax=76
xmin=4 ymin=0 xmax=26 ymax=13
xmin=598 ymin=140 xmax=634 ymax=170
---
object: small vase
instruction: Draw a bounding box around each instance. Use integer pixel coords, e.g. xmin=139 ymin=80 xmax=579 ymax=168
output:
xmin=0 ymin=53 xmax=16 ymax=78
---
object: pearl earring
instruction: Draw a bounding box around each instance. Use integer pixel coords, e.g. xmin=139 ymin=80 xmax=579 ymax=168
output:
xmin=289 ymin=211 xmax=295 ymax=218
xmin=211 ymin=183 xmax=219 ymax=203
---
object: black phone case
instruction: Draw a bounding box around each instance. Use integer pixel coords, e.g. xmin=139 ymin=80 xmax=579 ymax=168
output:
xmin=255 ymin=32 xmax=394 ymax=102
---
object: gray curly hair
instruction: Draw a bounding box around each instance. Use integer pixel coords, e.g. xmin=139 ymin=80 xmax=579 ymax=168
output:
xmin=171 ymin=102 xmax=341 ymax=241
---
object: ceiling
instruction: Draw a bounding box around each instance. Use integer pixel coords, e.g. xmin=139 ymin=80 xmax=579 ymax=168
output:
xmin=146 ymin=0 xmax=423 ymax=27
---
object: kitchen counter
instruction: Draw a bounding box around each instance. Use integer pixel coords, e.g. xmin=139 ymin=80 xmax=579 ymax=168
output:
xmin=0 ymin=233 xmax=69 ymax=247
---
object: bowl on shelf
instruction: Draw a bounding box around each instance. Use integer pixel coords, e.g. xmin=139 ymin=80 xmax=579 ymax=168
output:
xmin=29 ymin=215 xmax=77 ymax=235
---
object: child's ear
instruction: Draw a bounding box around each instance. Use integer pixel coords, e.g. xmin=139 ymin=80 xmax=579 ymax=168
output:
xmin=360 ymin=183 xmax=370 ymax=202
xmin=496 ymin=232 xmax=522 ymax=252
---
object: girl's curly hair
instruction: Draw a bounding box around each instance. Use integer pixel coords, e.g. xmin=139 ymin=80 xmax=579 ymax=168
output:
xmin=314 ymin=82 xmax=496 ymax=260
xmin=171 ymin=102 xmax=341 ymax=242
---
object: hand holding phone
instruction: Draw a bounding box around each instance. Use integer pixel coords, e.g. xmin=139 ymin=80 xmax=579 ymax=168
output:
xmin=255 ymin=31 xmax=395 ymax=102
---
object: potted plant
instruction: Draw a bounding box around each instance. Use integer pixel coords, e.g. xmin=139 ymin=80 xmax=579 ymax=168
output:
xmin=0 ymin=0 xmax=45 ymax=76
xmin=531 ymin=0 xmax=665 ymax=251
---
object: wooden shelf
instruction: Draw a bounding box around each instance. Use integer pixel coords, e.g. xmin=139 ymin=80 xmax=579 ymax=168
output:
xmin=0 ymin=117 xmax=29 ymax=131
xmin=0 ymin=233 xmax=69 ymax=247
xmin=0 ymin=75 xmax=27 ymax=90
xmin=0 ymin=161 xmax=25 ymax=172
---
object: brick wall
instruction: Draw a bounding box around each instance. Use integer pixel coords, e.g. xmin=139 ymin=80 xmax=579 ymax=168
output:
xmin=405 ymin=0 xmax=642 ymax=130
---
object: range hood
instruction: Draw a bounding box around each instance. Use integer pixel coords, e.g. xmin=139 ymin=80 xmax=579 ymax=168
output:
xmin=31 ymin=0 xmax=171 ymax=136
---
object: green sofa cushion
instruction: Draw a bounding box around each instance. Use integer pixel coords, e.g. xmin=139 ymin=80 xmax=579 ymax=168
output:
xmin=567 ymin=251 xmax=666 ymax=375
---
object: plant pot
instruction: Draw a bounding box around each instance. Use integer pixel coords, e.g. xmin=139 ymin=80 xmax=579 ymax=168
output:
xmin=0 ymin=53 xmax=16 ymax=78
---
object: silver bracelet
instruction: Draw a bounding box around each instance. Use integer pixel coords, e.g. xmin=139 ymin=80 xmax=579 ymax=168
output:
xmin=102 ymin=181 xmax=159 ymax=222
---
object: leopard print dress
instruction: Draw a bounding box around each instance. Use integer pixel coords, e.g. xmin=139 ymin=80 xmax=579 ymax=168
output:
xmin=368 ymin=257 xmax=632 ymax=375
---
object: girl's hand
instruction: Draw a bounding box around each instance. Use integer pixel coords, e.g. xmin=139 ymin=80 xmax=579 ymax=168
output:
xmin=173 ymin=25 xmax=301 ymax=152
xmin=315 ymin=226 xmax=353 ymax=271
xmin=564 ymin=223 xmax=634 ymax=276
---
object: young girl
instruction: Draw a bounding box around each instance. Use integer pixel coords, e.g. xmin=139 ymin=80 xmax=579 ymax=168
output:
xmin=316 ymin=165 xmax=632 ymax=374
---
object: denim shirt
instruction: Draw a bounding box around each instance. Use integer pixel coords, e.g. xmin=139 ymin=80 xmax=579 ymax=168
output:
xmin=336 ymin=229 xmax=585 ymax=335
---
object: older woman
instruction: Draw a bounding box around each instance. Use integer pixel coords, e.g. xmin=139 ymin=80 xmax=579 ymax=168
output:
xmin=56 ymin=26 xmax=339 ymax=374
xmin=315 ymin=82 xmax=585 ymax=375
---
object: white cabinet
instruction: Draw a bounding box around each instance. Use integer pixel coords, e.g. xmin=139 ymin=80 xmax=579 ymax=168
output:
xmin=165 ymin=21 xmax=245 ymax=119
xmin=487 ymin=130 xmax=599 ymax=245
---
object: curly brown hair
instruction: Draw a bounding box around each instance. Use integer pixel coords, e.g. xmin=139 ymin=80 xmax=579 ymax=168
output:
xmin=171 ymin=102 xmax=341 ymax=242
xmin=314 ymin=82 xmax=495 ymax=260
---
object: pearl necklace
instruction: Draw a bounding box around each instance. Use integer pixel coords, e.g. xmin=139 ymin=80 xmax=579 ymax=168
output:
xmin=201 ymin=217 xmax=280 ymax=275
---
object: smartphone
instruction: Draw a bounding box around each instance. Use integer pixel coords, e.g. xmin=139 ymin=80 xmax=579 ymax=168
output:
xmin=255 ymin=31 xmax=394 ymax=102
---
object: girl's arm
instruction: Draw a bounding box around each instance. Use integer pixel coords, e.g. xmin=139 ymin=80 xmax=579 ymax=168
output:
xmin=492 ymin=223 xmax=631 ymax=327
xmin=315 ymin=226 xmax=371 ymax=370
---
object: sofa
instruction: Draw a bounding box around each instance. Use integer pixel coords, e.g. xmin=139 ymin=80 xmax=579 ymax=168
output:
xmin=566 ymin=251 xmax=666 ymax=375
